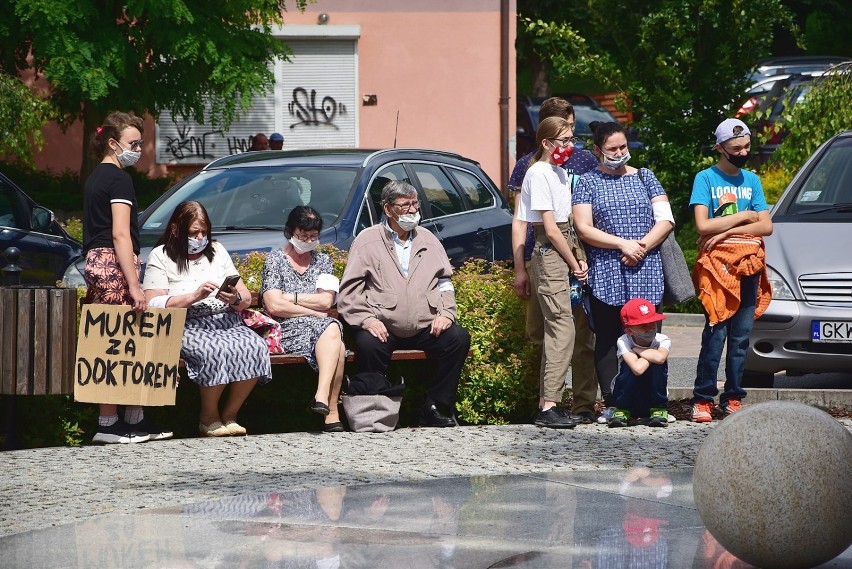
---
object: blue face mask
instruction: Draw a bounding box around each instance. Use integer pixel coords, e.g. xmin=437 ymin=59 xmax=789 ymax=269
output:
xmin=187 ymin=236 xmax=208 ymax=254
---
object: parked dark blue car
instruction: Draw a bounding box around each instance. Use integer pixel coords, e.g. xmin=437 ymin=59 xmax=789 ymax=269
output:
xmin=0 ymin=172 xmax=82 ymax=286
xmin=134 ymin=148 xmax=513 ymax=268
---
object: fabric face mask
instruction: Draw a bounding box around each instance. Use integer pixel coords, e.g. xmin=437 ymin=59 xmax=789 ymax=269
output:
xmin=601 ymin=150 xmax=631 ymax=171
xmin=631 ymin=330 xmax=657 ymax=346
xmin=724 ymin=150 xmax=750 ymax=169
xmin=114 ymin=143 xmax=141 ymax=168
xmin=397 ymin=211 xmax=421 ymax=232
xmin=290 ymin=236 xmax=319 ymax=254
xmin=550 ymin=144 xmax=573 ymax=166
xmin=187 ymin=236 xmax=208 ymax=254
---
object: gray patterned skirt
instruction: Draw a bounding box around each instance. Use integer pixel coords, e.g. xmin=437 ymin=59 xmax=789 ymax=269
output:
xmin=182 ymin=311 xmax=272 ymax=387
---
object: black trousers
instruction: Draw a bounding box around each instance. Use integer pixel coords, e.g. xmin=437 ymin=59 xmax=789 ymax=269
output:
xmin=353 ymin=323 xmax=471 ymax=408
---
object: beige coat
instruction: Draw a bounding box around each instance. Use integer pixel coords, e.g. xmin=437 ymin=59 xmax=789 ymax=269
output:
xmin=337 ymin=224 xmax=457 ymax=338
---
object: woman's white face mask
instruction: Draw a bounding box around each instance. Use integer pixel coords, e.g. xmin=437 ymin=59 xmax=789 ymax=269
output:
xmin=289 ymin=236 xmax=319 ymax=254
xmin=601 ymin=150 xmax=631 ymax=171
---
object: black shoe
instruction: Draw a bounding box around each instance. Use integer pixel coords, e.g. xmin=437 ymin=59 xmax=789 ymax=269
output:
xmin=568 ymin=411 xmax=596 ymax=424
xmin=534 ymin=407 xmax=576 ymax=429
xmin=322 ymin=421 xmax=346 ymax=433
xmin=92 ymin=420 xmax=150 ymax=444
xmin=128 ymin=418 xmax=174 ymax=441
xmin=311 ymin=400 xmax=330 ymax=416
xmin=419 ymin=404 xmax=457 ymax=428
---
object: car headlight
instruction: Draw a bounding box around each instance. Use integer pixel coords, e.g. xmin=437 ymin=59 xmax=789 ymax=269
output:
xmin=62 ymin=258 xmax=87 ymax=288
xmin=765 ymin=266 xmax=794 ymax=300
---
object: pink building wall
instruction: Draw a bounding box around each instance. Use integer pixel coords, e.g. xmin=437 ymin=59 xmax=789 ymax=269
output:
xmin=31 ymin=0 xmax=516 ymax=188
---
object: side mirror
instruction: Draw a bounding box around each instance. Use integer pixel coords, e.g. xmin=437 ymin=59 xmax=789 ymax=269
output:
xmin=31 ymin=206 xmax=55 ymax=232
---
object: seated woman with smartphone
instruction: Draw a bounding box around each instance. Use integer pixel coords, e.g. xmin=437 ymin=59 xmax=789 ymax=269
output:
xmin=142 ymin=201 xmax=271 ymax=437
xmin=261 ymin=205 xmax=347 ymax=433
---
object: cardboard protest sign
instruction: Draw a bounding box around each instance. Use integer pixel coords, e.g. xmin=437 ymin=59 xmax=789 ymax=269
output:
xmin=74 ymin=305 xmax=186 ymax=406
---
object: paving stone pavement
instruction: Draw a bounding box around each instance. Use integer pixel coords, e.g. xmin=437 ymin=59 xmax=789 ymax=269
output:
xmin=4 ymin=419 xmax=852 ymax=538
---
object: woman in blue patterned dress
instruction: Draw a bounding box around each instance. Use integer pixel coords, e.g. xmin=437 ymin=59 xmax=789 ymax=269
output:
xmin=143 ymin=201 xmax=272 ymax=437
xmin=572 ymin=121 xmax=674 ymax=419
xmin=262 ymin=206 xmax=346 ymax=433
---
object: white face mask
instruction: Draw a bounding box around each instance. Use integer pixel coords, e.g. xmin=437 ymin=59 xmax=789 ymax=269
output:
xmin=114 ymin=142 xmax=141 ymax=168
xmin=396 ymin=211 xmax=421 ymax=232
xmin=289 ymin=236 xmax=319 ymax=254
xmin=187 ymin=236 xmax=208 ymax=254
xmin=631 ymin=329 xmax=657 ymax=346
xmin=601 ymin=150 xmax=631 ymax=171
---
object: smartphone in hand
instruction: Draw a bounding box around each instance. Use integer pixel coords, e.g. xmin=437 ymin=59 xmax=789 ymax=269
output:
xmin=219 ymin=274 xmax=240 ymax=292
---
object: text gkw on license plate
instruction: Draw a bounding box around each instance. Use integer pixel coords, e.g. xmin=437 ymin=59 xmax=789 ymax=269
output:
xmin=812 ymin=320 xmax=852 ymax=343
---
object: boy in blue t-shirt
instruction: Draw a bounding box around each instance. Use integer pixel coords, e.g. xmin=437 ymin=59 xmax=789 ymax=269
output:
xmin=689 ymin=118 xmax=773 ymax=423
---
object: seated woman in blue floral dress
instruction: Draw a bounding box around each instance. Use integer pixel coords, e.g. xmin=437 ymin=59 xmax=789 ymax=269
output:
xmin=261 ymin=206 xmax=347 ymax=433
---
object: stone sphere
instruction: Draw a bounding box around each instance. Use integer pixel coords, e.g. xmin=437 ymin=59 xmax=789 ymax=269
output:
xmin=693 ymin=401 xmax=852 ymax=569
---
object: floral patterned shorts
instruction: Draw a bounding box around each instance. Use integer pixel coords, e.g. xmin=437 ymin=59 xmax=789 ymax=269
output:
xmin=84 ymin=247 xmax=140 ymax=305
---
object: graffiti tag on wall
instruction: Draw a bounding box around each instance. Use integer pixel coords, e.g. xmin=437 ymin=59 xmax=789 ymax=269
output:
xmin=288 ymin=87 xmax=347 ymax=130
xmin=163 ymin=122 xmax=225 ymax=161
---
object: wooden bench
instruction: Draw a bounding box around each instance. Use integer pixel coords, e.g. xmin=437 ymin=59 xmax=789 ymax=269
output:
xmin=197 ymin=292 xmax=432 ymax=366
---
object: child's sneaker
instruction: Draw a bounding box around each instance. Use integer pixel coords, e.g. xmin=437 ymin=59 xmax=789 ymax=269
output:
xmin=691 ymin=401 xmax=714 ymax=423
xmin=721 ymin=399 xmax=742 ymax=416
xmin=648 ymin=408 xmax=668 ymax=427
xmin=667 ymin=412 xmax=676 ymax=423
xmin=608 ymin=409 xmax=631 ymax=428
xmin=597 ymin=407 xmax=616 ymax=424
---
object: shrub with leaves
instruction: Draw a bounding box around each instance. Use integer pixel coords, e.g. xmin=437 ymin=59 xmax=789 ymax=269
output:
xmin=453 ymin=259 xmax=540 ymax=424
xmin=232 ymin=250 xmax=268 ymax=293
xmin=756 ymin=165 xmax=794 ymax=205
xmin=63 ymin=217 xmax=83 ymax=242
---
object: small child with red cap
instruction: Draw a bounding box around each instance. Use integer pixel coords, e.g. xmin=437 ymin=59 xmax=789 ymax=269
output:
xmin=608 ymin=298 xmax=671 ymax=428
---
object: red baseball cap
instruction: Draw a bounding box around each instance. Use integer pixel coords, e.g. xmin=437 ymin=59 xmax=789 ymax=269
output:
xmin=621 ymin=298 xmax=667 ymax=327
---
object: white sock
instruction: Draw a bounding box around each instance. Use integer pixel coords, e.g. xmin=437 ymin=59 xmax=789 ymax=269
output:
xmin=98 ymin=415 xmax=119 ymax=427
xmin=124 ymin=407 xmax=144 ymax=425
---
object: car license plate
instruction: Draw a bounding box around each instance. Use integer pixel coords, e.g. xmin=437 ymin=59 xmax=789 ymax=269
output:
xmin=812 ymin=321 xmax=852 ymax=343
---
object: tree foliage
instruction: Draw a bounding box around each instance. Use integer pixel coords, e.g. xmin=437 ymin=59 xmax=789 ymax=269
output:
xmin=519 ymin=0 xmax=798 ymax=223
xmin=0 ymin=70 xmax=54 ymax=165
xmin=0 ymin=0 xmax=307 ymax=177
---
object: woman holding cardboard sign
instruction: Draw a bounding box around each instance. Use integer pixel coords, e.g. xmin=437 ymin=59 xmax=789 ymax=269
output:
xmin=142 ymin=201 xmax=271 ymax=437
xmin=83 ymin=111 xmax=172 ymax=444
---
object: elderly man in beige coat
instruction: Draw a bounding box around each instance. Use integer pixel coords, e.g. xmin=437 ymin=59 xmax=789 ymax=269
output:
xmin=337 ymin=180 xmax=471 ymax=427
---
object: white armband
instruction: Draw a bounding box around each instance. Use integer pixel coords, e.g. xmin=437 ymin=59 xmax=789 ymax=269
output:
xmin=316 ymin=273 xmax=340 ymax=293
xmin=437 ymin=278 xmax=454 ymax=292
xmin=147 ymin=295 xmax=171 ymax=309
xmin=652 ymin=201 xmax=675 ymax=226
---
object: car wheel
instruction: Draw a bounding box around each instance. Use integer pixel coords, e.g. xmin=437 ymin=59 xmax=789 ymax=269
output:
xmin=742 ymin=370 xmax=775 ymax=389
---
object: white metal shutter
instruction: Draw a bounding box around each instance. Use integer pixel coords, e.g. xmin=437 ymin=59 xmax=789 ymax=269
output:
xmin=155 ymin=38 xmax=357 ymax=164
xmin=277 ymin=40 xmax=357 ymax=150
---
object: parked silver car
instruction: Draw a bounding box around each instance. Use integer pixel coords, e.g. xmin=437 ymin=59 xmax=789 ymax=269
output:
xmin=744 ymin=130 xmax=852 ymax=387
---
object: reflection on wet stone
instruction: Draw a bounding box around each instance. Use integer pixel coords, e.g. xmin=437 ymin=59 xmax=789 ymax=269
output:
xmin=2 ymin=469 xmax=850 ymax=568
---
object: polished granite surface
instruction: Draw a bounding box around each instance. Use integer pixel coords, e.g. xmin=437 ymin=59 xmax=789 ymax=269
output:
xmin=3 ymin=468 xmax=850 ymax=568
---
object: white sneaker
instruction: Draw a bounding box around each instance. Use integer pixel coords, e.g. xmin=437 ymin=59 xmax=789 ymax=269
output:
xmin=667 ymin=412 xmax=676 ymax=423
xmin=597 ymin=407 xmax=616 ymax=424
